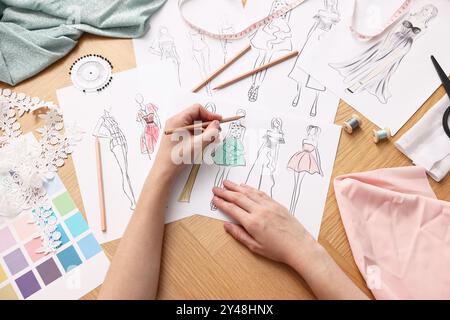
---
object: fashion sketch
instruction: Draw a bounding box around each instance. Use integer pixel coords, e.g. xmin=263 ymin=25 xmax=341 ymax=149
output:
xmin=287 ymin=125 xmax=323 ymax=216
xmin=149 ymin=26 xmax=182 ymax=86
xmin=248 ymin=0 xmax=292 ymax=102
xmin=178 ymin=102 xmax=217 ymax=203
xmin=289 ymin=0 xmax=340 ymax=112
xmin=135 ymin=94 xmax=161 ymax=160
xmin=220 ymin=19 xmax=235 ymax=64
xmin=245 ymin=118 xmax=285 ymax=198
xmin=190 ymin=29 xmax=212 ymax=96
xmin=329 ymin=4 xmax=438 ymax=104
xmin=211 ymin=109 xmax=246 ymax=210
xmin=93 ymin=110 xmax=137 ymax=210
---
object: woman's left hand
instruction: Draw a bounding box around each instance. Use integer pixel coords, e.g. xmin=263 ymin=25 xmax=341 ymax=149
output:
xmin=212 ymin=180 xmax=318 ymax=266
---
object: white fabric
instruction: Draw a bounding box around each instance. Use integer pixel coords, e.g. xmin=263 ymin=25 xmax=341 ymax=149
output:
xmin=395 ymin=95 xmax=450 ymax=182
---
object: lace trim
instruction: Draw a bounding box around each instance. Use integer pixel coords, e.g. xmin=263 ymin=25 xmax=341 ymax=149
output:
xmin=0 ymin=89 xmax=83 ymax=254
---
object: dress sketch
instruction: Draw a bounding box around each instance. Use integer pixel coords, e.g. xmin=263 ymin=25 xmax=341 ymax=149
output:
xmin=248 ymin=0 xmax=292 ymax=102
xmin=245 ymin=118 xmax=285 ymax=198
xmin=93 ymin=110 xmax=136 ymax=210
xmin=135 ymin=94 xmax=161 ymax=160
xmin=149 ymin=26 xmax=182 ymax=86
xmin=211 ymin=109 xmax=246 ymax=210
xmin=190 ymin=30 xmax=212 ymax=96
xmin=220 ymin=20 xmax=235 ymax=64
xmin=288 ymin=0 xmax=340 ymax=112
xmin=329 ymin=4 xmax=438 ymax=104
xmin=287 ymin=125 xmax=323 ymax=216
xmin=178 ymin=102 xmax=217 ymax=203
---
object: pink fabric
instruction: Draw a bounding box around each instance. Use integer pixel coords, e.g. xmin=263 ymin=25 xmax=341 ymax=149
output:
xmin=334 ymin=166 xmax=450 ymax=300
xmin=287 ymin=143 xmax=320 ymax=174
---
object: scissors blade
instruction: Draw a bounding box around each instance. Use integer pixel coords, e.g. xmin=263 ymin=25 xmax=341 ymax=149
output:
xmin=431 ymin=55 xmax=450 ymax=100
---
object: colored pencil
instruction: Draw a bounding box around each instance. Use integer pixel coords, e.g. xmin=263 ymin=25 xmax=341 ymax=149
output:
xmin=213 ymin=51 xmax=299 ymax=91
xmin=192 ymin=44 xmax=252 ymax=93
xmin=95 ymin=137 xmax=107 ymax=232
xmin=164 ymin=115 xmax=244 ymax=135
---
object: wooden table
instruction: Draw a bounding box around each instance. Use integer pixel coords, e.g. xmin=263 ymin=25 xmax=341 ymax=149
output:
xmin=1 ymin=33 xmax=448 ymax=299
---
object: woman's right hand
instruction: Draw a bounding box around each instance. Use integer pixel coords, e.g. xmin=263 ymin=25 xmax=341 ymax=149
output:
xmin=212 ymin=180 xmax=320 ymax=266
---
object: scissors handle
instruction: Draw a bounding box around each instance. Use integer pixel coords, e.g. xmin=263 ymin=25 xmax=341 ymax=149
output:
xmin=431 ymin=55 xmax=450 ymax=100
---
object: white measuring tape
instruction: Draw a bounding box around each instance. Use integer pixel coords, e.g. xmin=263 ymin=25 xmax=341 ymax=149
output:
xmin=350 ymin=0 xmax=413 ymax=40
xmin=178 ymin=0 xmax=413 ymax=41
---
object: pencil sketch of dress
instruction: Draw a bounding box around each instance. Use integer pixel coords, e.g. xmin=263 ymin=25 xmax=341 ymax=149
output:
xmin=248 ymin=0 xmax=292 ymax=102
xmin=245 ymin=118 xmax=285 ymax=198
xmin=178 ymin=102 xmax=217 ymax=203
xmin=211 ymin=109 xmax=246 ymax=210
xmin=135 ymin=94 xmax=161 ymax=160
xmin=220 ymin=20 xmax=235 ymax=64
xmin=289 ymin=0 xmax=340 ymax=112
xmin=93 ymin=110 xmax=136 ymax=210
xmin=149 ymin=26 xmax=182 ymax=86
xmin=190 ymin=30 xmax=212 ymax=96
xmin=287 ymin=125 xmax=323 ymax=216
xmin=329 ymin=4 xmax=438 ymax=104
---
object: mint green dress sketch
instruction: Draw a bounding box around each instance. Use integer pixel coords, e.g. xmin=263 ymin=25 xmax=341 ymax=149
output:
xmin=211 ymin=109 xmax=246 ymax=210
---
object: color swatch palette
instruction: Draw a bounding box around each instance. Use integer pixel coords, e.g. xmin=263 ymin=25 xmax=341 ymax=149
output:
xmin=0 ymin=175 xmax=109 ymax=300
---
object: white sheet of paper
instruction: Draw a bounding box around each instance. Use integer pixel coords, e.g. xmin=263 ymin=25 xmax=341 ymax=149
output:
xmin=57 ymin=63 xmax=188 ymax=243
xmin=212 ymin=0 xmax=341 ymax=122
xmin=133 ymin=0 xmax=342 ymax=123
xmin=298 ymin=0 xmax=450 ymax=134
xmin=166 ymin=91 xmax=341 ymax=239
xmin=133 ymin=0 xmax=247 ymax=97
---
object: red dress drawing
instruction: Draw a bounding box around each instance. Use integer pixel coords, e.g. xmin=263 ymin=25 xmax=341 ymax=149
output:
xmin=137 ymin=103 xmax=159 ymax=155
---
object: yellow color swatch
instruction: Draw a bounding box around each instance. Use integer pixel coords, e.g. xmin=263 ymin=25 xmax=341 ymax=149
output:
xmin=0 ymin=284 xmax=18 ymax=300
xmin=0 ymin=264 xmax=7 ymax=284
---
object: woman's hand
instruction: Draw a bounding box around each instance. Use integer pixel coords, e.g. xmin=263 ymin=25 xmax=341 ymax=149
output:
xmin=212 ymin=180 xmax=319 ymax=266
xmin=154 ymin=104 xmax=222 ymax=178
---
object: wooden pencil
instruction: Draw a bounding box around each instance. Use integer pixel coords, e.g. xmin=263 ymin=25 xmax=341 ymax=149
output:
xmin=165 ymin=115 xmax=244 ymax=135
xmin=213 ymin=50 xmax=299 ymax=91
xmin=95 ymin=137 xmax=107 ymax=232
xmin=192 ymin=44 xmax=252 ymax=93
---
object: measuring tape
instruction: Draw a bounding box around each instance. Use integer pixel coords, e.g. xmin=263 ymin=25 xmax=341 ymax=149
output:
xmin=178 ymin=0 xmax=307 ymax=40
xmin=178 ymin=0 xmax=413 ymax=41
xmin=350 ymin=0 xmax=413 ymax=40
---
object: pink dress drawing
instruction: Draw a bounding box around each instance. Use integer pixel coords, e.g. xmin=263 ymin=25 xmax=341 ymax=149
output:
xmin=137 ymin=103 xmax=159 ymax=156
xmin=287 ymin=142 xmax=321 ymax=174
xmin=288 ymin=126 xmax=323 ymax=215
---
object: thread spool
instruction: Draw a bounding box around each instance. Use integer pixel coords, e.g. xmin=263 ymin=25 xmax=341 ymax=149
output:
xmin=372 ymin=128 xmax=391 ymax=143
xmin=343 ymin=114 xmax=361 ymax=134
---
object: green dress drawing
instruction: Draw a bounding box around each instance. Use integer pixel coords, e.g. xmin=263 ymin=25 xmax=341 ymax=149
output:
xmin=213 ymin=121 xmax=246 ymax=166
xmin=211 ymin=116 xmax=246 ymax=211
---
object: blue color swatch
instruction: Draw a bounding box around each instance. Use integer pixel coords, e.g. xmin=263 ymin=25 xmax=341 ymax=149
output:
xmin=57 ymin=246 xmax=82 ymax=272
xmin=65 ymin=212 xmax=89 ymax=238
xmin=77 ymin=234 xmax=102 ymax=260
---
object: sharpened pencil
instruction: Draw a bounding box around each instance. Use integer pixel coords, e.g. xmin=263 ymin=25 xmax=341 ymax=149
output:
xmin=95 ymin=137 xmax=107 ymax=232
xmin=164 ymin=115 xmax=244 ymax=135
xmin=213 ymin=51 xmax=299 ymax=91
xmin=192 ymin=44 xmax=252 ymax=93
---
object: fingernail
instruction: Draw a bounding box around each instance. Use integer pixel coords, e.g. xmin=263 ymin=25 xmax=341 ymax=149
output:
xmin=224 ymin=180 xmax=236 ymax=186
xmin=212 ymin=120 xmax=220 ymax=128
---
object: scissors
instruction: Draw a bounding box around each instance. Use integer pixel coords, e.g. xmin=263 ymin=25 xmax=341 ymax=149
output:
xmin=431 ymin=55 xmax=450 ymax=138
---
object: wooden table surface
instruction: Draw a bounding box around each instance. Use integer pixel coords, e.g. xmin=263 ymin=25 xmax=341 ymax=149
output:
xmin=1 ymin=31 xmax=449 ymax=300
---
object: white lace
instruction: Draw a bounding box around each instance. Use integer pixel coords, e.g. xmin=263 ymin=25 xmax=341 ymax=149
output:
xmin=0 ymin=89 xmax=83 ymax=253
